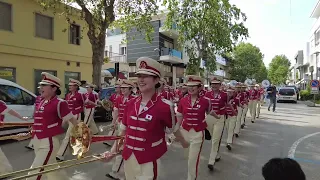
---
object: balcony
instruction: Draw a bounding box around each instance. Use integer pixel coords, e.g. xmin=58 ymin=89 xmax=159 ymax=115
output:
xmin=216 ymin=54 xmax=227 ymax=66
xmin=159 ymin=47 xmax=185 ymax=64
xmin=159 ymin=20 xmax=179 ymax=39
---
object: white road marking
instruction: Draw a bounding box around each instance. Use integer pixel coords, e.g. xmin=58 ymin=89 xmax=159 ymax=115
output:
xmin=288 ymin=132 xmax=320 ymax=158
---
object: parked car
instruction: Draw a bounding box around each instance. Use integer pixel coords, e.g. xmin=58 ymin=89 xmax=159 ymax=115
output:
xmin=277 ymin=87 xmax=297 ymax=103
xmin=285 ymin=85 xmax=300 ymax=100
xmin=94 ymin=87 xmax=115 ymax=122
xmin=0 ymin=78 xmax=36 ymax=137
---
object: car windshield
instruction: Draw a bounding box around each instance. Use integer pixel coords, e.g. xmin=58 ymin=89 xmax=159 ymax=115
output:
xmin=279 ymin=88 xmax=295 ymax=96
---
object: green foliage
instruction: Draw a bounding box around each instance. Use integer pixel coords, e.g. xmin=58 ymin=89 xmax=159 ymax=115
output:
xmin=164 ymin=0 xmax=249 ymax=76
xmin=229 ymin=42 xmax=266 ymax=82
xmin=35 ymin=0 xmax=160 ymax=86
xmin=268 ymin=55 xmax=291 ymax=85
xmin=295 ymin=71 xmax=300 ymax=81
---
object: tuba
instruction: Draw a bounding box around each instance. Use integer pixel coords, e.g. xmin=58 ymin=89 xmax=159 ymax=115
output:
xmin=229 ymin=80 xmax=238 ymax=88
xmin=262 ymin=80 xmax=270 ymax=88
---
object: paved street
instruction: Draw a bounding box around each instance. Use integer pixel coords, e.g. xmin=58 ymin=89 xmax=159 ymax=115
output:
xmin=2 ymin=102 xmax=320 ymax=180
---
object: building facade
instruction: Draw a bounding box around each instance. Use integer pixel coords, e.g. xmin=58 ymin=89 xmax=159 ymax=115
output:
xmin=0 ymin=0 xmax=92 ymax=95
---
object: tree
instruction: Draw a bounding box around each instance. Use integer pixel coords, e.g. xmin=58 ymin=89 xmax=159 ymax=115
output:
xmin=254 ymin=64 xmax=268 ymax=83
xmin=36 ymin=0 xmax=159 ymax=87
xmin=229 ymin=42 xmax=265 ymax=82
xmin=164 ymin=0 xmax=249 ymax=75
xmin=268 ymin=55 xmax=291 ymax=85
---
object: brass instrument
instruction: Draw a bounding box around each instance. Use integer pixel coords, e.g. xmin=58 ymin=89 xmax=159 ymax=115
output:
xmin=0 ymin=122 xmax=124 ymax=180
xmin=0 ymin=122 xmax=34 ymax=128
xmin=0 ymin=132 xmax=32 ymax=141
xmin=99 ymin=123 xmax=117 ymax=133
xmin=100 ymin=99 xmax=113 ymax=111
xmin=166 ymin=134 xmax=176 ymax=146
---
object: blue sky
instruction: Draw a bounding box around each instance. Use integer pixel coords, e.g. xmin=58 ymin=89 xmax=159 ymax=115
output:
xmin=230 ymin=0 xmax=317 ymax=67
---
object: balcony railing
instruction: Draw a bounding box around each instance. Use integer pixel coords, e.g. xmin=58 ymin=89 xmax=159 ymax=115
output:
xmin=214 ymin=70 xmax=225 ymax=77
xmin=104 ymin=51 xmax=127 ymax=63
xmin=160 ymin=47 xmax=182 ymax=59
xmin=160 ymin=20 xmax=177 ymax=30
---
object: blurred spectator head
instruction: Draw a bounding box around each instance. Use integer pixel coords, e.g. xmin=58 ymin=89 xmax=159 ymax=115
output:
xmin=262 ymin=158 xmax=305 ymax=180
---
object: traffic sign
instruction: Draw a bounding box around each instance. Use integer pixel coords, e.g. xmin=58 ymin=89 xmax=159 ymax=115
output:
xmin=310 ymin=80 xmax=319 ymax=87
xmin=311 ymin=89 xmax=319 ymax=94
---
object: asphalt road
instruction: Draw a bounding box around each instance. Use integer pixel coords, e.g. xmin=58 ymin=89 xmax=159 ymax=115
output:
xmin=1 ymin=101 xmax=320 ymax=180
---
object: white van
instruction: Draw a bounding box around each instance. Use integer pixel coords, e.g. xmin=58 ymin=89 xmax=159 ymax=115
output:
xmin=0 ymin=78 xmax=36 ymax=136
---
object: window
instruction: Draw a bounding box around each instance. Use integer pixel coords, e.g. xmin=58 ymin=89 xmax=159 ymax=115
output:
xmin=0 ymin=85 xmax=33 ymax=105
xmin=279 ymin=88 xmax=295 ymax=96
xmin=109 ymin=46 xmax=113 ymax=57
xmin=120 ymin=46 xmax=127 ymax=55
xmin=34 ymin=70 xmax=57 ymax=95
xmin=0 ymin=67 xmax=16 ymax=82
xmin=69 ymin=24 xmax=80 ymax=45
xmin=0 ymin=2 xmax=12 ymax=31
xmin=104 ymin=50 xmax=108 ymax=57
xmin=35 ymin=13 xmax=53 ymax=39
xmin=64 ymin=72 xmax=81 ymax=95
xmin=164 ymin=41 xmax=174 ymax=49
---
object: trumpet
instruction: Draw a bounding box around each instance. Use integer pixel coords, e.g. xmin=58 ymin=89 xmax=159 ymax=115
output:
xmin=0 ymin=122 xmax=33 ymax=128
xmin=0 ymin=122 xmax=124 ymax=180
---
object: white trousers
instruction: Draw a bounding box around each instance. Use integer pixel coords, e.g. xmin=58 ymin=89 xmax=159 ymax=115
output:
xmin=27 ymin=136 xmax=68 ymax=180
xmin=27 ymin=138 xmax=35 ymax=148
xmin=84 ymin=108 xmax=99 ymax=134
xmin=57 ymin=113 xmax=81 ymax=158
xmin=249 ymin=100 xmax=258 ymax=121
xmin=256 ymin=100 xmax=262 ymax=117
xmin=111 ymin=124 xmax=124 ymax=176
xmin=226 ymin=115 xmax=237 ymax=144
xmin=124 ymin=154 xmax=160 ymax=180
xmin=206 ymin=115 xmax=226 ymax=165
xmin=241 ymin=105 xmax=248 ymax=125
xmin=234 ymin=107 xmax=243 ymax=134
xmin=0 ymin=147 xmax=13 ymax=174
xmin=181 ymin=128 xmax=204 ymax=180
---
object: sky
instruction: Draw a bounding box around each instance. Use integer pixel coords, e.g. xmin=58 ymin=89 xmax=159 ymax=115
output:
xmin=230 ymin=0 xmax=318 ymax=67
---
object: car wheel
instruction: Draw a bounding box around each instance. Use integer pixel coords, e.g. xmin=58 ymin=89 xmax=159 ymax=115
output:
xmin=293 ymin=101 xmax=297 ymax=104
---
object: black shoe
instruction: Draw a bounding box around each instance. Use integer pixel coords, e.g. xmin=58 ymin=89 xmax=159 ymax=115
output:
xmin=56 ymin=157 xmax=64 ymax=162
xmin=208 ymin=164 xmax=214 ymax=171
xmin=226 ymin=144 xmax=232 ymax=151
xmin=25 ymin=146 xmax=34 ymax=150
xmin=268 ymin=108 xmax=270 ymax=111
xmin=103 ymin=142 xmax=112 ymax=146
xmin=235 ymin=133 xmax=239 ymax=138
xmin=215 ymin=156 xmax=221 ymax=162
xmin=241 ymin=124 xmax=245 ymax=129
xmin=106 ymin=173 xmax=120 ymax=180
xmin=251 ymin=121 xmax=255 ymax=123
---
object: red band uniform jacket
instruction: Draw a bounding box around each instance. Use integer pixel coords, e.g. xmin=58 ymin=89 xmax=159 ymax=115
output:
xmin=65 ymin=92 xmax=87 ymax=116
xmin=114 ymin=94 xmax=135 ymax=123
xmin=0 ymin=100 xmax=9 ymax=122
xmin=121 ymin=93 xmax=176 ymax=164
xmin=226 ymin=96 xmax=239 ymax=117
xmin=33 ymin=96 xmax=73 ymax=139
xmin=177 ymin=95 xmax=211 ymax=132
xmin=205 ymin=90 xmax=228 ymax=116
xmin=84 ymin=92 xmax=98 ymax=109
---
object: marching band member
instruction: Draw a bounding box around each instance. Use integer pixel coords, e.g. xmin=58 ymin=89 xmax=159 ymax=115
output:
xmin=240 ymin=84 xmax=249 ymax=128
xmin=25 ymin=86 xmax=42 ymax=150
xmin=106 ymin=79 xmax=136 ymax=180
xmin=84 ymin=83 xmax=99 ymax=135
xmin=176 ymin=75 xmax=220 ymax=180
xmin=234 ymin=83 xmax=245 ymax=137
xmin=0 ymin=100 xmax=27 ymax=174
xmin=225 ymin=86 xmax=238 ymax=150
xmin=205 ymin=77 xmax=228 ymax=171
xmin=158 ymin=79 xmax=174 ymax=101
xmin=199 ymin=84 xmax=207 ymax=97
xmin=256 ymin=84 xmax=264 ymax=118
xmin=56 ymin=78 xmax=96 ymax=161
xmin=248 ymin=84 xmax=258 ymax=123
xmin=103 ymin=79 xmax=125 ymax=146
xmin=111 ymin=57 xmax=189 ymax=180
xmin=28 ymin=72 xmax=78 ymax=180
xmin=110 ymin=79 xmax=123 ymax=104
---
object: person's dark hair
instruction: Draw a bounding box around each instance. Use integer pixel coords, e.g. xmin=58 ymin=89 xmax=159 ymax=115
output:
xmin=77 ymin=86 xmax=80 ymax=91
xmin=51 ymin=85 xmax=61 ymax=96
xmin=262 ymin=158 xmax=306 ymax=180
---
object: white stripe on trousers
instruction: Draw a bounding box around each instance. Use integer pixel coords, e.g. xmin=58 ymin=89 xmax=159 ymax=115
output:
xmin=234 ymin=107 xmax=243 ymax=134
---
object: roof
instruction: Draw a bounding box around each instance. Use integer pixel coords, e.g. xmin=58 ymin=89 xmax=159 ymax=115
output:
xmin=311 ymin=0 xmax=320 ymax=18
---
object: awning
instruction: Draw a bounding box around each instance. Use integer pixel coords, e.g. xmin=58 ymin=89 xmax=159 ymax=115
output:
xmin=102 ymin=68 xmax=127 ymax=79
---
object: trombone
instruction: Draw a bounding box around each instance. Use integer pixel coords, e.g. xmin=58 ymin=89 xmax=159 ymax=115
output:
xmin=0 ymin=122 xmax=124 ymax=180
